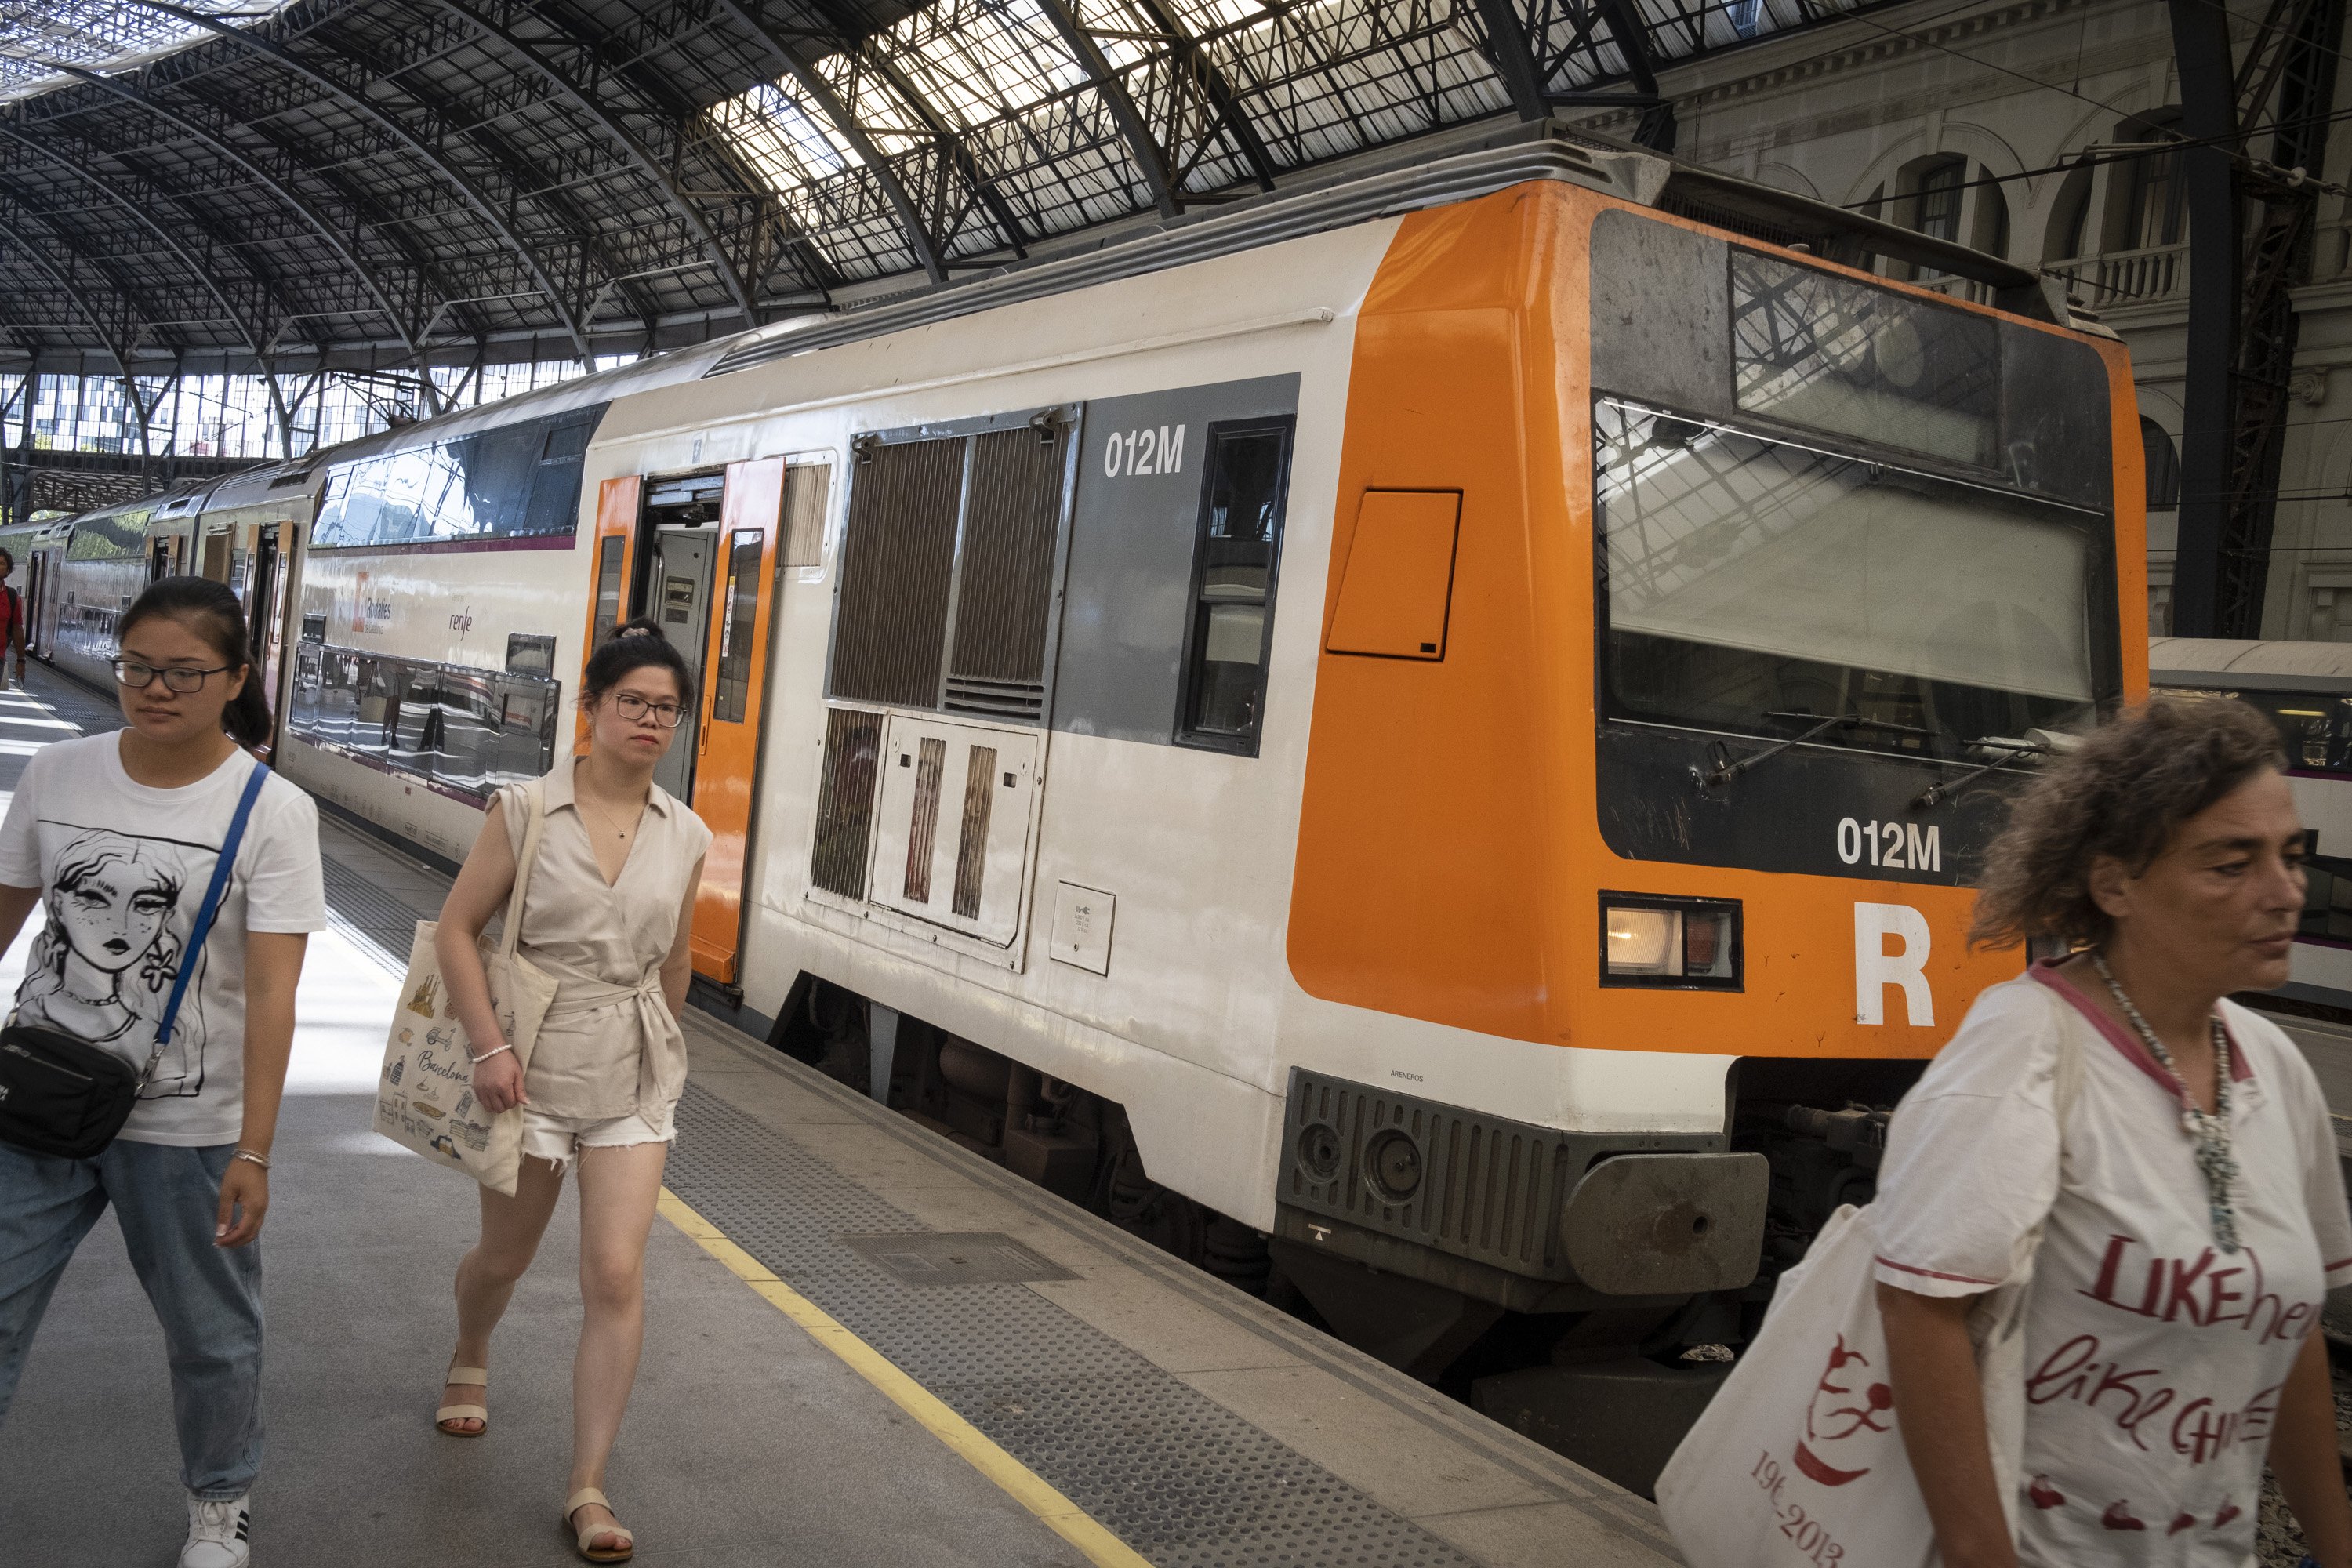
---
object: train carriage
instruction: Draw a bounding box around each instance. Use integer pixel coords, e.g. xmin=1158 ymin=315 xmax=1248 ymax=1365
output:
xmin=21 ymin=127 xmax=2146 ymax=1485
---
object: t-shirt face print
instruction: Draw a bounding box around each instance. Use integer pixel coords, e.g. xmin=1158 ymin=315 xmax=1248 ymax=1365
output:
xmin=0 ymin=734 xmax=326 ymax=1145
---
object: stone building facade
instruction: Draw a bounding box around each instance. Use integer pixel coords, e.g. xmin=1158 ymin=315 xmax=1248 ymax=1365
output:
xmin=1575 ymin=0 xmax=2351 ymax=640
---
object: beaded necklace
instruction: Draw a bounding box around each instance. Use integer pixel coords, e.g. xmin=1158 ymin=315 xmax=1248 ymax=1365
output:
xmin=2090 ymin=951 xmax=2241 ymax=1253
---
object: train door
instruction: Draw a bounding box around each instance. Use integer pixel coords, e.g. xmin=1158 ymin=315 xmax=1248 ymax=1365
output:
xmin=148 ymin=535 xmax=182 ymax=581
xmin=24 ymin=553 xmax=41 ymax=658
xmin=645 ymin=525 xmax=716 ymax=800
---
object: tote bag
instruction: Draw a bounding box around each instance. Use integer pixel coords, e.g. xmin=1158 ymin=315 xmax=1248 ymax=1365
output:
xmin=372 ymin=781 xmax=556 ymax=1196
xmin=1655 ymin=1022 xmax=2082 ymax=1568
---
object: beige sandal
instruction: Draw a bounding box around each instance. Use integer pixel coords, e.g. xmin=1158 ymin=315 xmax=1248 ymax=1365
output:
xmin=434 ymin=1363 xmax=488 ymax=1437
xmin=564 ymin=1488 xmax=635 ymax=1563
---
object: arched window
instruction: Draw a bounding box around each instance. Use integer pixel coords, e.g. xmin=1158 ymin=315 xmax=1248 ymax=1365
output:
xmin=2120 ymin=110 xmax=2185 ymax=251
xmin=2142 ymin=417 xmax=2181 ymax=509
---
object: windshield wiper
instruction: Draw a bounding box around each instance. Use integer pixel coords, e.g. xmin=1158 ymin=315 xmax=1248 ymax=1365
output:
xmin=1913 ymin=735 xmax=2054 ymax=809
xmin=1696 ymin=712 xmax=1939 ymax=789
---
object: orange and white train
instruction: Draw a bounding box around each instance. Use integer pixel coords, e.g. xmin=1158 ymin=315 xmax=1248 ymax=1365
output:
xmin=9 ymin=125 xmax=2145 ymax=1475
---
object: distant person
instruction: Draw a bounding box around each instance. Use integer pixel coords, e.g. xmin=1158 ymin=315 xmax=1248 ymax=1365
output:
xmin=428 ymin=618 xmax=710 ymax=1565
xmin=0 ymin=547 xmax=30 ymax=686
xmin=1873 ymin=694 xmax=2352 ymax=1566
xmin=0 ymin=575 xmax=324 ymax=1568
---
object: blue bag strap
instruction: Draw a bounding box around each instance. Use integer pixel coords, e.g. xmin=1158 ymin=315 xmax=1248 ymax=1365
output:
xmin=154 ymin=762 xmax=270 ymax=1047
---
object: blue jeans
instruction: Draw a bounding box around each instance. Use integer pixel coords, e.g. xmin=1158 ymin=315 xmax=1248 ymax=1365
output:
xmin=0 ymin=1138 xmax=263 ymax=1498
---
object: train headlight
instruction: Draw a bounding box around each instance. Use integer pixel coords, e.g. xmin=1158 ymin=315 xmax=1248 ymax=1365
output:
xmin=1602 ymin=895 xmax=1742 ymax=989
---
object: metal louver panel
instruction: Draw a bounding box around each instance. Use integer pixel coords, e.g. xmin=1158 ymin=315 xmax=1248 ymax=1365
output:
xmin=1280 ymin=1069 xmax=1715 ymax=1282
xmin=810 ymin=707 xmax=884 ymax=899
xmin=946 ymin=426 xmax=1067 ymax=712
xmin=830 ymin=437 xmax=964 ymax=707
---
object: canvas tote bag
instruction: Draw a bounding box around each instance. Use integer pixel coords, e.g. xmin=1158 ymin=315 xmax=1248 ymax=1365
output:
xmin=372 ymin=780 xmax=556 ymax=1196
xmin=1655 ymin=1020 xmax=2082 ymax=1568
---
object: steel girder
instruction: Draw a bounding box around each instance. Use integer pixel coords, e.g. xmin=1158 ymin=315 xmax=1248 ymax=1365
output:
xmin=52 ymin=64 xmax=435 ymax=361
xmin=430 ymin=0 xmax=764 ymax=322
xmin=132 ymin=0 xmax=597 ymax=363
xmin=1031 ymin=0 xmax=1179 ymax=218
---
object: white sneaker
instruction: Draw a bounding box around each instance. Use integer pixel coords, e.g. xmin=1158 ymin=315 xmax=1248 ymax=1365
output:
xmin=181 ymin=1495 xmax=251 ymax=1568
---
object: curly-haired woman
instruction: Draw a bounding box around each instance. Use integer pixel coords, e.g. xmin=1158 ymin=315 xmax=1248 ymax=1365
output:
xmin=1871 ymin=694 xmax=2352 ymax=1567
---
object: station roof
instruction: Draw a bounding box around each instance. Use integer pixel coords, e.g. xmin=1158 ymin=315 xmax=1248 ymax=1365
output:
xmin=0 ymin=0 xmax=1885 ymax=378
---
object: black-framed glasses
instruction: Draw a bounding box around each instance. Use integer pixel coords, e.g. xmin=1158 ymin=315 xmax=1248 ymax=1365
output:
xmin=613 ymin=692 xmax=686 ymax=728
xmin=113 ymin=659 xmax=233 ymax=694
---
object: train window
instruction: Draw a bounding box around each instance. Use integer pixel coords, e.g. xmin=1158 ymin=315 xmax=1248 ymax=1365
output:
xmin=1594 ymin=397 xmax=2100 ymax=757
xmin=591 ymin=535 xmax=624 ymax=643
xmin=712 ymin=528 xmax=764 ymax=724
xmin=313 ymin=405 xmax=606 ymax=550
xmin=285 ymin=643 xmax=560 ymax=804
xmin=1730 ymin=251 xmax=1998 ymax=467
xmin=1178 ymin=419 xmax=1293 ymax=753
xmin=505 ymin=633 xmax=556 ymax=677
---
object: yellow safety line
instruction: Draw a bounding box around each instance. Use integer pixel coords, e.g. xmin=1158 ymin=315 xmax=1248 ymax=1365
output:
xmin=656 ymin=1189 xmax=1154 ymax=1568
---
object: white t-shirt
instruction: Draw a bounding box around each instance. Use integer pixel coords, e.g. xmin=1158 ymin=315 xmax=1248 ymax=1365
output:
xmin=0 ymin=735 xmax=326 ymax=1146
xmin=1872 ymin=966 xmax=2352 ymax=1566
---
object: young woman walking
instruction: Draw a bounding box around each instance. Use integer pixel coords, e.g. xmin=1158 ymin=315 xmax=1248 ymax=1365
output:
xmin=430 ymin=619 xmax=710 ymax=1564
xmin=0 ymin=576 xmax=325 ymax=1568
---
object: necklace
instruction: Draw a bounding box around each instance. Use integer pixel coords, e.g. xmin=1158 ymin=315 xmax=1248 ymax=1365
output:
xmin=577 ymin=788 xmax=641 ymax=842
xmin=2091 ymin=951 xmax=2241 ymax=1252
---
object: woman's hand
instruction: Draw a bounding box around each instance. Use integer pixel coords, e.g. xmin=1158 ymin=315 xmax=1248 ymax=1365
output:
xmin=215 ymin=1160 xmax=267 ymax=1248
xmin=472 ymin=1047 xmax=528 ymax=1115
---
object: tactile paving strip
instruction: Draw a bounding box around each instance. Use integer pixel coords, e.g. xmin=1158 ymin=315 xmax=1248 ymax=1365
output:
xmin=318 ymin=852 xmax=429 ymax=958
xmin=666 ymin=1084 xmax=1483 ymax=1568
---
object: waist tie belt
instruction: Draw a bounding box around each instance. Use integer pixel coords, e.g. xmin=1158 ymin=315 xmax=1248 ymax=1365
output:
xmin=532 ymin=956 xmax=685 ymax=1114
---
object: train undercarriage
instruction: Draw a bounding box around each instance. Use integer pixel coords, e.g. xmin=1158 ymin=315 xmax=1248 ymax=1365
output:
xmin=764 ymin=972 xmax=1925 ymax=1494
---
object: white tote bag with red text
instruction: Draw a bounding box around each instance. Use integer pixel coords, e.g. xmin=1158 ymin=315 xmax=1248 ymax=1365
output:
xmin=1655 ymin=1204 xmax=2030 ymax=1568
xmin=1656 ymin=1029 xmax=2078 ymax=1568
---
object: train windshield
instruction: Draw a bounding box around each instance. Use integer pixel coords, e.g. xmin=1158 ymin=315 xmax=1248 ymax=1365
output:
xmin=1595 ymin=397 xmax=2101 ymax=756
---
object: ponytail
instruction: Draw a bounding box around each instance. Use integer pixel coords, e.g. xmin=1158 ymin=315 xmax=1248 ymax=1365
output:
xmin=118 ymin=576 xmax=274 ymax=748
xmin=583 ymin=615 xmax=696 ymax=710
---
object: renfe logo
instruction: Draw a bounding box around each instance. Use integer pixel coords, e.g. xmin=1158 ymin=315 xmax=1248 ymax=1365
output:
xmin=1854 ymin=902 xmax=1933 ymax=1027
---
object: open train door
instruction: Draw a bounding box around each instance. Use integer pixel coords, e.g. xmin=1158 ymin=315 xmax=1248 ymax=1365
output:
xmin=685 ymin=456 xmax=829 ymax=983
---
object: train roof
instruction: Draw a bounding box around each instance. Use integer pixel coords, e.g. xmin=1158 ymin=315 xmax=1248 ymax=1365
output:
xmin=202 ymin=453 xmax=332 ymax=512
xmin=2149 ymin=637 xmax=2352 ymax=693
xmin=702 ymin=121 xmax=2066 ymax=380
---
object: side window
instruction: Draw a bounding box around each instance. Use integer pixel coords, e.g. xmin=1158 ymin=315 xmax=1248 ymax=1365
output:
xmin=590 ymin=534 xmax=625 ymax=643
xmin=1178 ymin=419 xmax=1293 ymax=752
xmin=711 ymin=527 xmax=764 ymax=724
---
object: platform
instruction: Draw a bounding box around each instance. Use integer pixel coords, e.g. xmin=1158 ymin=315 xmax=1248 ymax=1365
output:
xmin=0 ymin=664 xmax=1677 ymax=1568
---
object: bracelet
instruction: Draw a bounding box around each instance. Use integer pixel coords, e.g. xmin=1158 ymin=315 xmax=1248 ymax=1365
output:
xmin=469 ymin=1043 xmax=514 ymax=1066
xmin=230 ymin=1148 xmax=270 ymax=1171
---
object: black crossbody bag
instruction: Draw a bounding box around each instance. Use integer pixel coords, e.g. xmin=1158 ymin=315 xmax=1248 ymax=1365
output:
xmin=0 ymin=763 xmax=270 ymax=1160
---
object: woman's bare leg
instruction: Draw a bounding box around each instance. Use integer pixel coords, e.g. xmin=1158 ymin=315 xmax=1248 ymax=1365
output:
xmin=568 ymin=1139 xmax=668 ymax=1548
xmin=441 ymin=1155 xmax=565 ymax=1431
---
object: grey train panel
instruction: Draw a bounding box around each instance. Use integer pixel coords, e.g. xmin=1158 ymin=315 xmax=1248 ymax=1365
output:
xmin=1054 ymin=375 xmax=1300 ymax=745
xmin=1588 ymin=211 xmax=1732 ymax=421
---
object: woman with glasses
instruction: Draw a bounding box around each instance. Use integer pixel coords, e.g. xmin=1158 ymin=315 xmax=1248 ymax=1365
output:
xmin=0 ymin=577 xmax=323 ymax=1568
xmin=427 ymin=617 xmax=710 ymax=1564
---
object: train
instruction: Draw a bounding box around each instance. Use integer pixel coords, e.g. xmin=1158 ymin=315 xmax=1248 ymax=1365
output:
xmin=7 ymin=123 xmax=2143 ymax=1490
xmin=2151 ymin=637 xmax=2352 ymax=1018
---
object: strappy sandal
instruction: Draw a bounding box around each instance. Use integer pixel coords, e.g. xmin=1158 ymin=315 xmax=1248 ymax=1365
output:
xmin=434 ymin=1363 xmax=488 ymax=1437
xmin=564 ymin=1488 xmax=635 ymax=1563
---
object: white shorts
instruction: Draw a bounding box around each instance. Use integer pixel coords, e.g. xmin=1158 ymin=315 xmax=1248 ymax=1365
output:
xmin=517 ymin=1106 xmax=674 ymax=1173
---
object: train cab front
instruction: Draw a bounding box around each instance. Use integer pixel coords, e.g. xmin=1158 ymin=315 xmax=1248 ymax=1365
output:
xmin=1278 ymin=180 xmax=2140 ymax=1482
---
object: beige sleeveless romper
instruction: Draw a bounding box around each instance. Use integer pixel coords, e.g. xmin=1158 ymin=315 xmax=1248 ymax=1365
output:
xmin=498 ymin=760 xmax=713 ymax=1141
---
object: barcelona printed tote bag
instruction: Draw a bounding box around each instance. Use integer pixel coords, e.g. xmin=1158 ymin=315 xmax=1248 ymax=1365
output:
xmin=1654 ymin=1024 xmax=2079 ymax=1568
xmin=372 ymin=780 xmax=556 ymax=1196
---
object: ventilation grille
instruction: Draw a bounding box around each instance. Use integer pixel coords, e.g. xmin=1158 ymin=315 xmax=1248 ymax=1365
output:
xmin=780 ymin=463 xmax=830 ymax=568
xmin=942 ymin=675 xmax=1045 ymax=721
xmin=810 ymin=707 xmax=884 ymax=899
xmin=948 ymin=425 xmax=1067 ymax=695
xmin=903 ymin=736 xmax=947 ymax=902
xmin=830 ymin=437 xmax=962 ymax=708
xmin=1283 ymin=1069 xmax=1574 ymax=1276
